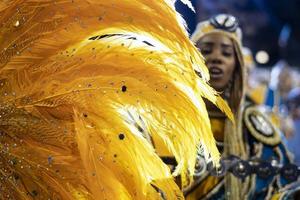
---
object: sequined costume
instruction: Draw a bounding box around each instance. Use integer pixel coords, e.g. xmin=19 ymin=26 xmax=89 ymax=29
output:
xmin=181 ymin=14 xmax=296 ymax=200
xmin=0 ymin=1 xmax=234 ymax=199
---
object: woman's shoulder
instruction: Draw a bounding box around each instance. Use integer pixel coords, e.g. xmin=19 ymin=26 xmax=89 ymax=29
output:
xmin=243 ymin=102 xmax=282 ymax=147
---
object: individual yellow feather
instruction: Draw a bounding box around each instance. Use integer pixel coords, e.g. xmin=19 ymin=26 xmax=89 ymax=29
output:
xmin=0 ymin=0 xmax=233 ymax=199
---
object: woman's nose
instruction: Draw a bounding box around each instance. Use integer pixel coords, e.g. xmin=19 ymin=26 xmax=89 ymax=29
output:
xmin=207 ymin=49 xmax=223 ymax=64
xmin=210 ymin=57 xmax=223 ymax=64
xmin=208 ymin=55 xmax=223 ymax=65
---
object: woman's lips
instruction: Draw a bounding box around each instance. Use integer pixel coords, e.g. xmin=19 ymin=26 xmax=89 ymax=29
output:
xmin=209 ymin=66 xmax=223 ymax=79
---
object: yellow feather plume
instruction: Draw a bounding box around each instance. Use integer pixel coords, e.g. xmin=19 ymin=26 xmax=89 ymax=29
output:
xmin=0 ymin=0 xmax=232 ymax=199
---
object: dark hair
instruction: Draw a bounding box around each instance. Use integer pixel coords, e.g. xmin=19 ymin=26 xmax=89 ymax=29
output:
xmin=228 ymin=40 xmax=244 ymax=113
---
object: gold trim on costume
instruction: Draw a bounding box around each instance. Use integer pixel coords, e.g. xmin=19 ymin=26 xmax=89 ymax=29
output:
xmin=244 ymin=106 xmax=281 ymax=146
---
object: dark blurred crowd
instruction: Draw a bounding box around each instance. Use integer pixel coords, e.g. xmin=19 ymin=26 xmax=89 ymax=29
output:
xmin=248 ymin=60 xmax=300 ymax=165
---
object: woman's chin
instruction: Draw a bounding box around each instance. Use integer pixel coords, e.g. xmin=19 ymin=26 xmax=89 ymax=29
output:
xmin=209 ymin=81 xmax=226 ymax=92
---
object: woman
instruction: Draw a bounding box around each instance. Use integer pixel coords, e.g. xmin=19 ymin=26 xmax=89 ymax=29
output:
xmin=185 ymin=14 xmax=295 ymax=200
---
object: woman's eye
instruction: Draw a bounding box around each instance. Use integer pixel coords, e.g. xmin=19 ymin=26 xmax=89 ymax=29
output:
xmin=222 ymin=51 xmax=233 ymax=57
xmin=200 ymin=49 xmax=211 ymax=55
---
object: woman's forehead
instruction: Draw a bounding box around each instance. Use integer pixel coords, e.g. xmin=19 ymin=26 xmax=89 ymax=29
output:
xmin=198 ymin=33 xmax=233 ymax=46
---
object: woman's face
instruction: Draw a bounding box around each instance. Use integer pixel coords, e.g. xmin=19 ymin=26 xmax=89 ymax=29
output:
xmin=196 ymin=33 xmax=236 ymax=91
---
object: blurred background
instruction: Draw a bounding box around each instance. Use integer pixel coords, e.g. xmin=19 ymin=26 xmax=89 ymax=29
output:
xmin=175 ymin=0 xmax=300 ymax=68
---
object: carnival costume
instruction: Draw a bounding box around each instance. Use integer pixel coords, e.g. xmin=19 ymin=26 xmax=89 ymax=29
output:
xmin=181 ymin=14 xmax=296 ymax=200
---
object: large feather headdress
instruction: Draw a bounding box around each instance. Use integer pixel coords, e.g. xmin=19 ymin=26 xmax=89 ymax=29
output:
xmin=0 ymin=0 xmax=232 ymax=199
